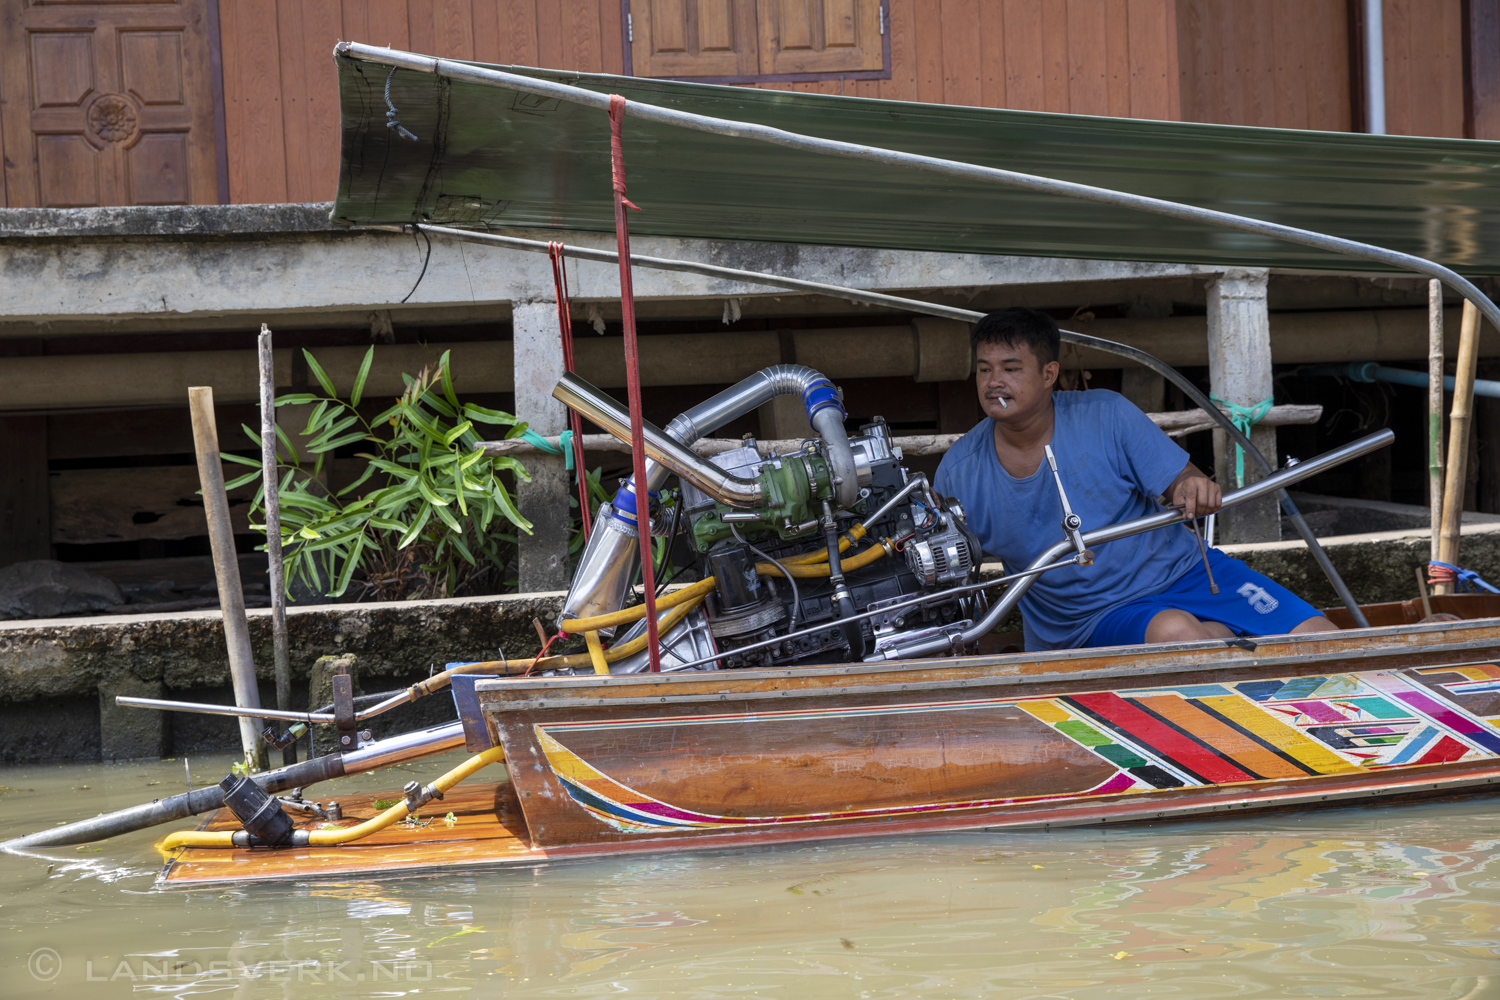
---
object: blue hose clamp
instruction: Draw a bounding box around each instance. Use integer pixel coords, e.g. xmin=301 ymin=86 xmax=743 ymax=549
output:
xmin=802 ymin=378 xmax=845 ymax=421
xmin=610 ymin=481 xmax=658 ymax=526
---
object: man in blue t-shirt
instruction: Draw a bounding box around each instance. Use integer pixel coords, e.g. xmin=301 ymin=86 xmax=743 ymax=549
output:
xmin=934 ymin=307 xmax=1335 ymax=651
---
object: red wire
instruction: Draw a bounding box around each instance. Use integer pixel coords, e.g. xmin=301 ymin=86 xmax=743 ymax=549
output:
xmin=609 ymin=94 xmax=660 ymax=673
xmin=524 ymin=630 xmax=562 ymax=676
xmin=548 ymin=241 xmax=592 ymax=541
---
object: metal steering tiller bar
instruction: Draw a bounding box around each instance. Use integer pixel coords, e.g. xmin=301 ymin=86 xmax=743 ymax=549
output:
xmin=870 ymin=429 xmax=1394 ymax=661
xmin=114 ymin=688 xmax=423 ymax=726
xmin=664 ymin=554 xmax=1094 ymax=673
xmin=335 ymin=41 xmax=1496 ymax=627
xmin=402 ymin=223 xmax=1369 ymax=627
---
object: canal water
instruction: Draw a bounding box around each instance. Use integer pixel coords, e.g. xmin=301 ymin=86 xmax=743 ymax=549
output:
xmin=1 ymin=751 xmax=1496 ymax=998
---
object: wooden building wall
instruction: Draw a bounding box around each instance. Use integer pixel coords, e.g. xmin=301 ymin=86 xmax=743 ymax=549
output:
xmin=1381 ymin=0 xmax=1466 ymax=138
xmin=215 ymin=0 xmax=1182 ymax=205
xmin=0 ymin=0 xmax=1486 ymax=205
xmin=1177 ymin=0 xmax=1354 ymax=131
xmin=1176 ymin=0 xmax=1468 ymax=139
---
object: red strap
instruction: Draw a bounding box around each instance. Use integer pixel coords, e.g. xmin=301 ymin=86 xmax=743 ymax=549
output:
xmin=1428 ymin=562 xmax=1458 ymax=586
xmin=608 ymin=93 xmax=660 ymax=672
xmin=548 ymin=241 xmax=592 ymax=541
xmin=609 ymin=95 xmax=641 ymax=213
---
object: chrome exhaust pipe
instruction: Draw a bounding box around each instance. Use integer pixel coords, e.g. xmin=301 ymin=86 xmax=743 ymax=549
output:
xmin=557 ymin=364 xmax=855 ymax=625
xmin=554 ymin=372 xmax=767 ymax=507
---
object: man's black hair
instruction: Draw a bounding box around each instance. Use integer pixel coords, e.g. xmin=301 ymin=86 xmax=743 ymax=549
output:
xmin=970 ymin=307 xmax=1060 ymax=366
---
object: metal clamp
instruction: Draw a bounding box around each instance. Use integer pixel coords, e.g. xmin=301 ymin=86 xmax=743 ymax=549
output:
xmin=1043 ymin=445 xmax=1091 ymax=564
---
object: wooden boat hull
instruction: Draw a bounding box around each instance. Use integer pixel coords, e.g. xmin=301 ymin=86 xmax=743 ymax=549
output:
xmin=160 ymin=612 xmax=1500 ymax=886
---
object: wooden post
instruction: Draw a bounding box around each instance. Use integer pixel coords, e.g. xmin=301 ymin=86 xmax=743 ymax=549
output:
xmin=1435 ymin=300 xmax=1482 ymax=595
xmin=259 ymin=326 xmax=294 ymax=766
xmin=188 ymin=386 xmax=267 ymax=770
xmin=1428 ymin=279 xmax=1444 ymax=565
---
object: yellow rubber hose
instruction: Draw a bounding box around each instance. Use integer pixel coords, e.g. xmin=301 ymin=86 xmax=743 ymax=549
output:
xmin=158 ymin=829 xmax=235 ymax=852
xmin=407 ymin=656 xmax=533 ymax=700
xmin=541 ymin=596 xmax=706 ymax=669
xmin=306 ymin=745 xmax=505 ymax=846
xmin=559 ymin=576 xmax=718 ymax=633
xmin=585 ymin=630 xmax=610 ymax=675
xmin=158 ymin=745 xmax=507 ymax=854
xmin=757 ymin=538 xmax=893 ymax=578
xmin=418 ymin=593 xmax=708 ymax=679
xmin=781 ymin=523 xmax=868 ymax=565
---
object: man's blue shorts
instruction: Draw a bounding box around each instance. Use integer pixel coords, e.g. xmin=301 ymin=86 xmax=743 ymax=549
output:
xmin=1085 ymin=548 xmax=1323 ymax=648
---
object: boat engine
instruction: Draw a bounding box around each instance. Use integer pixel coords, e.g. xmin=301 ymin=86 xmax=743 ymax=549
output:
xmin=552 ymin=366 xmax=987 ymax=673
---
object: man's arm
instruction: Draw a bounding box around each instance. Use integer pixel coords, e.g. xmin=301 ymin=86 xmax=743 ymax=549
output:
xmin=1164 ymin=462 xmax=1222 ymax=520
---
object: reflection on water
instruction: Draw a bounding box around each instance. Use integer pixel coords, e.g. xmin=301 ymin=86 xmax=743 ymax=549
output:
xmin=1 ymin=754 xmax=1498 ymax=998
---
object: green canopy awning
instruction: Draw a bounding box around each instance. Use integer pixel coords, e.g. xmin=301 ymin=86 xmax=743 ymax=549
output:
xmin=333 ymin=56 xmax=1500 ymax=274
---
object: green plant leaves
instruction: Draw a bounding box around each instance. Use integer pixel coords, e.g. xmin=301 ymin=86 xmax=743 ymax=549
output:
xmin=245 ymin=346 xmax=535 ymax=602
xmin=303 ymin=348 xmax=338 ymax=398
xmin=462 ymin=403 xmax=518 ymax=426
xmin=350 ymin=346 xmax=374 ymax=407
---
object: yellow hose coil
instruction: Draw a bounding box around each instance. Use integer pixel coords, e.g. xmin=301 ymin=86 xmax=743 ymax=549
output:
xmin=417 ymin=593 xmax=709 ymax=677
xmin=757 ymin=538 xmax=893 ymax=578
xmin=158 ymin=746 xmax=507 ymax=855
xmin=781 ymin=523 xmax=868 ymax=565
xmin=559 ymin=576 xmax=718 ymax=633
xmin=544 ymin=596 xmax=706 ymax=669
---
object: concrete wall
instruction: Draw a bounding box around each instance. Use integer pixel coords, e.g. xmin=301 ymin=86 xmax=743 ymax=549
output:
xmin=0 ymin=591 xmax=565 ymax=763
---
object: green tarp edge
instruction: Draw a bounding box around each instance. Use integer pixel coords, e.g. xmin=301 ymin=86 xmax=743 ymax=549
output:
xmin=334 ymin=56 xmax=1500 ymax=273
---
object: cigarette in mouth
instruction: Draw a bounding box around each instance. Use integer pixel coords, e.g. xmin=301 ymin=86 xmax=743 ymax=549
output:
xmin=996 ymin=396 xmax=1009 ymax=409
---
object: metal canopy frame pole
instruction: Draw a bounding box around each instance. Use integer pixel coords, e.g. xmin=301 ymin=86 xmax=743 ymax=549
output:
xmin=403 ymin=222 xmax=1369 ymax=625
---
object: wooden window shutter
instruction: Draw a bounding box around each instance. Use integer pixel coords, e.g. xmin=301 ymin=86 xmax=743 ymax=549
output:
xmin=756 ymin=0 xmax=883 ymax=76
xmin=631 ymin=0 xmax=759 ymax=79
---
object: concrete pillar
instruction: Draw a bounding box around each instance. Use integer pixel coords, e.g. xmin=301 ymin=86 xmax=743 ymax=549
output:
xmin=99 ymin=676 xmax=168 ymax=760
xmin=1207 ymin=269 xmax=1280 ymax=543
xmin=1120 ymin=368 xmax=1165 ymax=414
xmin=309 ymin=654 xmax=356 ymax=756
xmin=512 ymin=301 xmax=571 ymax=592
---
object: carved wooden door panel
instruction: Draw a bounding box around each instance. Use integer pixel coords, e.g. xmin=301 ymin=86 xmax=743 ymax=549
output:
xmin=630 ymin=0 xmax=759 ymax=79
xmin=756 ymin=0 xmax=883 ymax=76
xmin=0 ymin=0 xmax=220 ymax=207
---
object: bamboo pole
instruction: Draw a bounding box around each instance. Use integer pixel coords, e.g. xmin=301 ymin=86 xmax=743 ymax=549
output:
xmin=259 ymin=326 xmax=294 ymax=766
xmin=1428 ymin=280 xmax=1444 ymax=565
xmin=188 ymin=386 xmax=267 ymax=771
xmin=1435 ymin=300 xmax=1482 ymax=595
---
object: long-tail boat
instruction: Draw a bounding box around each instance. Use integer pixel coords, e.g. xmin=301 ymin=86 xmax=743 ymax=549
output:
xmin=158 ymin=603 xmax=1500 ymax=886
xmin=9 ymin=43 xmax=1500 ymax=887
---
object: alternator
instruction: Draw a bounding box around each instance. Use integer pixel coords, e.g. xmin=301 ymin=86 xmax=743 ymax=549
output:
xmin=905 ymin=518 xmax=975 ymax=586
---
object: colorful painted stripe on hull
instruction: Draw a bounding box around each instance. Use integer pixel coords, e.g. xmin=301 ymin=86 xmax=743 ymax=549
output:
xmin=532 ymin=667 xmax=1500 ymax=834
